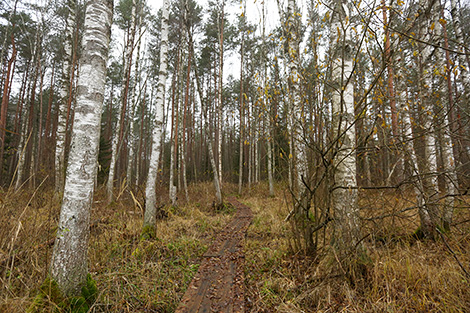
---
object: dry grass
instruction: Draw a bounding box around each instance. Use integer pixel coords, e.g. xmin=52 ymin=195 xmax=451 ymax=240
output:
xmin=0 ymin=182 xmax=233 ymax=312
xmin=1 ymin=181 xmax=469 ymax=312
xmin=243 ymin=184 xmax=470 ymax=313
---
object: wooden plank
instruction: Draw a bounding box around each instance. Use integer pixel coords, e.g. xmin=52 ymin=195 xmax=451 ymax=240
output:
xmin=175 ymin=198 xmax=252 ymax=313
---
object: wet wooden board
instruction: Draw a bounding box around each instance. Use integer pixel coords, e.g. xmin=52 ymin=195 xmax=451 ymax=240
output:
xmin=175 ymin=197 xmax=253 ymax=313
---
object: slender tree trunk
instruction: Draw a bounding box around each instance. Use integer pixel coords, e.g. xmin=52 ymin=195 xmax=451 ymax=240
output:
xmin=217 ymin=2 xmax=224 ymax=185
xmin=50 ymin=0 xmax=112 ymax=296
xmin=107 ymin=0 xmax=136 ymax=202
xmin=0 ymin=35 xmax=16 ymax=183
xmin=44 ymin=62 xmax=55 ymax=173
xmin=8 ymin=62 xmax=29 ymax=183
xmin=436 ymin=3 xmax=458 ymax=230
xmin=262 ymin=2 xmax=274 ymax=196
xmin=191 ymin=42 xmax=222 ymax=206
xmin=238 ymin=4 xmax=245 ymax=195
xmin=169 ymin=67 xmax=179 ymax=206
xmin=181 ymin=36 xmax=192 ymax=203
xmin=127 ymin=8 xmax=142 ymax=187
xmin=416 ymin=0 xmax=441 ymax=238
xmin=56 ymin=0 xmax=76 ymax=194
xmin=330 ymin=0 xmax=362 ymax=260
xmin=144 ymin=0 xmax=170 ymax=233
xmin=136 ymin=83 xmax=146 ymax=186
xmin=450 ymin=0 xmax=470 ymax=161
xmin=382 ymin=0 xmax=401 ymax=183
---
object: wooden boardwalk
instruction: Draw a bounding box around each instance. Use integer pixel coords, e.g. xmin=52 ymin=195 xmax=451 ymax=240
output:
xmin=175 ymin=197 xmax=253 ymax=313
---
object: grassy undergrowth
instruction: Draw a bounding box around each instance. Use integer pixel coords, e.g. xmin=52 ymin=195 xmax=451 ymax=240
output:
xmin=244 ymin=185 xmax=470 ymax=312
xmin=0 ymin=182 xmax=233 ymax=312
xmin=1 ymin=181 xmax=469 ymax=312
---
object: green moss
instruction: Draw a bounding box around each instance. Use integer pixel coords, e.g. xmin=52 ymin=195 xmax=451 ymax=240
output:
xmin=141 ymin=224 xmax=156 ymax=240
xmin=27 ymin=274 xmax=98 ymax=313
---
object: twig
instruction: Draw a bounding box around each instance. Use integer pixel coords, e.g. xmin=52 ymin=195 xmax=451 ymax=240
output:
xmin=437 ymin=228 xmax=470 ymax=279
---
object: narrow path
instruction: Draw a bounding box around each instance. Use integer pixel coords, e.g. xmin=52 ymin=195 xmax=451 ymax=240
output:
xmin=175 ymin=197 xmax=253 ymax=313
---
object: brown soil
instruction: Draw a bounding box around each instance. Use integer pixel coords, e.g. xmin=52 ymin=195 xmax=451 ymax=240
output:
xmin=175 ymin=197 xmax=253 ymax=313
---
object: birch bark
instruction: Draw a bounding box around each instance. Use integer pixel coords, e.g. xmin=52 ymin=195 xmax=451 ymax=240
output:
xmin=55 ymin=0 xmax=76 ymax=194
xmin=330 ymin=0 xmax=362 ymax=252
xmin=50 ymin=0 xmax=112 ymax=295
xmin=127 ymin=4 xmax=142 ymax=187
xmin=416 ymin=0 xmax=441 ymax=238
xmin=143 ymin=0 xmax=169 ymax=232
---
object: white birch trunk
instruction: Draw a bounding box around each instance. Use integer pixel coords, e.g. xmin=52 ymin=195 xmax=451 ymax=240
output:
xmin=51 ymin=0 xmax=112 ymax=295
xmin=14 ymin=105 xmax=29 ymax=190
xmin=144 ymin=0 xmax=169 ymax=231
xmin=55 ymin=1 xmax=74 ymax=194
xmin=416 ymin=0 xmax=441 ymax=237
xmin=127 ymin=7 xmax=142 ymax=187
xmin=286 ymin=0 xmax=307 ymax=195
xmin=434 ymin=3 xmax=458 ymax=228
xmin=330 ymin=0 xmax=361 ymax=250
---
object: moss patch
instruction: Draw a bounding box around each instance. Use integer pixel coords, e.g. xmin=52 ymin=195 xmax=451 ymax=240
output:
xmin=27 ymin=274 xmax=97 ymax=313
xmin=141 ymin=224 xmax=157 ymax=240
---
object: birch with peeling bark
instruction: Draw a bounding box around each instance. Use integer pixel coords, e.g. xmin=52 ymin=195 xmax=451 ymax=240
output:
xmin=50 ymin=0 xmax=113 ymax=296
xmin=143 ymin=0 xmax=170 ymax=235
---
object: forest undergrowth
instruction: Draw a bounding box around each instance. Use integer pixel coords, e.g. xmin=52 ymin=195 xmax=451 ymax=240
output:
xmin=1 ymin=182 xmax=469 ymax=312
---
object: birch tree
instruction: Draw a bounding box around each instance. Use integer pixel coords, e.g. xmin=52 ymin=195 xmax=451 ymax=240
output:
xmin=143 ymin=0 xmax=169 ymax=236
xmin=329 ymin=0 xmax=362 ymax=260
xmin=55 ymin=0 xmax=76 ymax=194
xmin=415 ymin=0 xmax=442 ymax=238
xmin=50 ymin=0 xmax=112 ymax=295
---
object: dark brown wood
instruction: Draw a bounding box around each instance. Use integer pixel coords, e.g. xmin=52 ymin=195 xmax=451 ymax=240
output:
xmin=0 ymin=34 xmax=16 ymax=182
xmin=175 ymin=197 xmax=252 ymax=313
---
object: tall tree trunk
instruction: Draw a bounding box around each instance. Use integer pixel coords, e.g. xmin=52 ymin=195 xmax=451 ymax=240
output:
xmin=50 ymin=0 xmax=112 ymax=295
xmin=262 ymin=1 xmax=274 ymax=196
xmin=181 ymin=33 xmax=192 ymax=203
xmin=43 ymin=62 xmax=55 ymax=173
xmin=330 ymin=0 xmax=362 ymax=261
xmin=107 ymin=0 xmax=136 ymax=202
xmin=143 ymin=0 xmax=170 ymax=233
xmin=136 ymin=83 xmax=146 ymax=186
xmin=127 ymin=6 xmax=142 ymax=187
xmin=169 ymin=63 xmax=179 ymax=207
xmin=436 ymin=2 xmax=458 ymax=230
xmin=191 ymin=43 xmax=222 ymax=206
xmin=8 ymin=62 xmax=29 ymax=183
xmin=416 ymin=0 xmax=441 ymax=238
xmin=56 ymin=0 xmax=76 ymax=194
xmin=217 ymin=1 xmax=224 ymax=185
xmin=0 ymin=35 xmax=16 ymax=183
xmin=449 ymin=0 xmax=470 ymax=162
xmin=238 ymin=7 xmax=245 ymax=194
xmin=382 ymin=0 xmax=401 ymax=183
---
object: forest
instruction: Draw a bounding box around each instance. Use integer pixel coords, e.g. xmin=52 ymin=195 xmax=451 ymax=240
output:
xmin=1 ymin=0 xmax=470 ymax=311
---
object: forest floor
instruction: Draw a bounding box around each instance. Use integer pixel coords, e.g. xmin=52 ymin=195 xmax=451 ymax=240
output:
xmin=1 ymin=181 xmax=470 ymax=312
